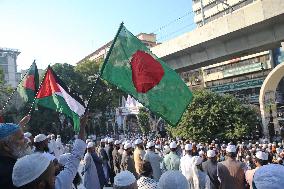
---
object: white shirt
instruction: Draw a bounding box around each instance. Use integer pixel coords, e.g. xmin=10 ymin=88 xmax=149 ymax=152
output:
xmin=180 ymin=154 xmax=193 ymax=181
xmin=55 ymin=139 xmax=86 ymax=189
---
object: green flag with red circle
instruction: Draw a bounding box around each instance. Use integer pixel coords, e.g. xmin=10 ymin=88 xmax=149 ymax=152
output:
xmin=17 ymin=61 xmax=39 ymax=103
xmin=100 ymin=24 xmax=193 ymax=126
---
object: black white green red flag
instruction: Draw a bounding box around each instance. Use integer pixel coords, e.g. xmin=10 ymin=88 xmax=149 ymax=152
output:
xmin=35 ymin=66 xmax=85 ymax=132
xmin=100 ymin=23 xmax=193 ymax=126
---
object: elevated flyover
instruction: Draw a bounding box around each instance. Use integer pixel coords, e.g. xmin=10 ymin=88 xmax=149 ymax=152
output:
xmin=151 ymin=0 xmax=284 ymax=72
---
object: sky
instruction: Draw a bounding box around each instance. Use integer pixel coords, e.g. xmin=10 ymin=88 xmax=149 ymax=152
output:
xmin=0 ymin=0 xmax=195 ymax=71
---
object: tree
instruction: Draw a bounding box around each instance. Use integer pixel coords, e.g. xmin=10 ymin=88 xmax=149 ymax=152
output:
xmin=167 ymin=90 xmax=258 ymax=142
xmin=137 ymin=107 xmax=150 ymax=134
xmin=52 ymin=60 xmax=125 ymax=135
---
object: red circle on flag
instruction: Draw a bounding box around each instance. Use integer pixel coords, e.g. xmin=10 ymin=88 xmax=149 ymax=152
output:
xmin=130 ymin=50 xmax=165 ymax=93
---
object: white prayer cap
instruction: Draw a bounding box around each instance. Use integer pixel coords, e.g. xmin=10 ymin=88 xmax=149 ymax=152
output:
xmin=199 ymin=150 xmax=204 ymax=156
xmin=256 ymin=151 xmax=268 ymax=160
xmin=74 ymin=135 xmax=78 ymax=139
xmin=170 ymin=141 xmax=177 ymax=149
xmin=108 ymin=138 xmax=114 ymax=143
xmin=155 ymin=144 xmax=161 ymax=149
xmin=207 ymin=150 xmax=216 ymax=158
xmin=253 ymin=164 xmax=284 ymax=189
xmin=185 ymin=144 xmax=192 ymax=151
xmin=256 ymin=142 xmax=259 ymax=145
xmin=134 ymin=138 xmax=143 ymax=145
xmin=12 ymin=154 xmax=51 ymax=187
xmin=114 ymin=170 xmax=136 ymax=187
xmin=158 ymin=170 xmax=188 ymax=189
xmin=278 ymin=142 xmax=282 ymax=146
xmin=57 ymin=135 xmax=61 ymax=138
xmin=226 ymin=145 xmax=236 ymax=153
xmin=24 ymin=132 xmax=32 ymax=138
xmin=34 ymin=134 xmax=47 ymax=143
xmin=86 ymin=139 xmax=92 ymax=144
xmin=164 ymin=145 xmax=170 ymax=151
xmin=58 ymin=153 xmax=71 ymax=166
xmin=100 ymin=138 xmax=105 ymax=142
xmin=192 ymin=156 xmax=203 ymax=166
xmin=146 ymin=141 xmax=155 ymax=149
xmin=124 ymin=143 xmax=132 ymax=150
xmin=114 ymin=140 xmax=121 ymax=145
xmin=87 ymin=142 xmax=94 ymax=148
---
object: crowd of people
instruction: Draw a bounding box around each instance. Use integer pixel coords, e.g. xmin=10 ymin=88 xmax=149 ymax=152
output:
xmin=1 ymin=115 xmax=284 ymax=189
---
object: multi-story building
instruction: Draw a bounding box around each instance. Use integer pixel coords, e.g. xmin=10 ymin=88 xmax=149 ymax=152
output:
xmin=77 ymin=33 xmax=158 ymax=64
xmin=201 ymin=51 xmax=273 ymax=104
xmin=0 ymin=48 xmax=21 ymax=87
xmin=192 ymin=0 xmax=256 ymax=27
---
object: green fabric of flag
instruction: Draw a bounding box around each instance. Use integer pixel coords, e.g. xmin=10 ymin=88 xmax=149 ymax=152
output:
xmin=17 ymin=62 xmax=39 ymax=103
xmin=100 ymin=24 xmax=193 ymax=126
xmin=35 ymin=67 xmax=85 ymax=132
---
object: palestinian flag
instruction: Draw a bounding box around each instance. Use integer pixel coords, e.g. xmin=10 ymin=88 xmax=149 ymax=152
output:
xmin=100 ymin=23 xmax=193 ymax=126
xmin=17 ymin=61 xmax=39 ymax=103
xmin=35 ymin=66 xmax=85 ymax=132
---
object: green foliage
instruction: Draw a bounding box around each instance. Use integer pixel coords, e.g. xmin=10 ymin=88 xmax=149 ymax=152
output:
xmin=138 ymin=107 xmax=150 ymax=134
xmin=0 ymin=67 xmax=14 ymax=109
xmin=51 ymin=60 xmax=125 ymax=136
xmin=167 ymin=90 xmax=258 ymax=142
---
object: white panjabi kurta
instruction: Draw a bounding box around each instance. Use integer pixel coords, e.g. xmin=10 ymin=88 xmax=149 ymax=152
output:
xmin=55 ymin=139 xmax=86 ymax=189
xmin=82 ymin=152 xmax=100 ymax=189
xmin=180 ymin=154 xmax=194 ymax=188
xmin=144 ymin=150 xmax=162 ymax=181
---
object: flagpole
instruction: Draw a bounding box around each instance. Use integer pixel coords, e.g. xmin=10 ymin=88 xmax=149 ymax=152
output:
xmin=1 ymin=60 xmax=36 ymax=113
xmin=27 ymin=65 xmax=49 ymax=115
xmin=83 ymin=22 xmax=125 ymax=115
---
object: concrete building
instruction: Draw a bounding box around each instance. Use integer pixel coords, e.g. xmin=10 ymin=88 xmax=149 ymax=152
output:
xmin=0 ymin=48 xmax=21 ymax=87
xmin=77 ymin=33 xmax=158 ymax=64
xmin=202 ymin=51 xmax=273 ymax=104
xmin=193 ymin=0 xmax=255 ymax=26
xmin=151 ymin=0 xmax=284 ymax=136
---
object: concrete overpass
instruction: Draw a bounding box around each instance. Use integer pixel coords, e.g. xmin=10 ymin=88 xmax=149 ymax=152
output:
xmin=151 ymin=0 xmax=284 ymax=72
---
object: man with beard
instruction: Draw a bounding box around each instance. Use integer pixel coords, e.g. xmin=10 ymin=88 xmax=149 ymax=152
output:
xmin=12 ymin=115 xmax=88 ymax=189
xmin=144 ymin=141 xmax=162 ymax=181
xmin=34 ymin=134 xmax=49 ymax=153
xmin=0 ymin=122 xmax=32 ymax=189
xmin=99 ymin=138 xmax=110 ymax=185
xmin=107 ymin=138 xmax=115 ymax=185
xmin=112 ymin=140 xmax=122 ymax=174
xmin=82 ymin=142 xmax=100 ymax=189
xmin=133 ymin=139 xmax=145 ymax=175
xmin=121 ymin=143 xmax=138 ymax=178
xmin=91 ymin=145 xmax=106 ymax=189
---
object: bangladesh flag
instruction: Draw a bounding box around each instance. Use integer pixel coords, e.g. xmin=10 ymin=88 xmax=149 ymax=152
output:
xmin=35 ymin=66 xmax=85 ymax=132
xmin=100 ymin=23 xmax=193 ymax=126
xmin=17 ymin=61 xmax=39 ymax=103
